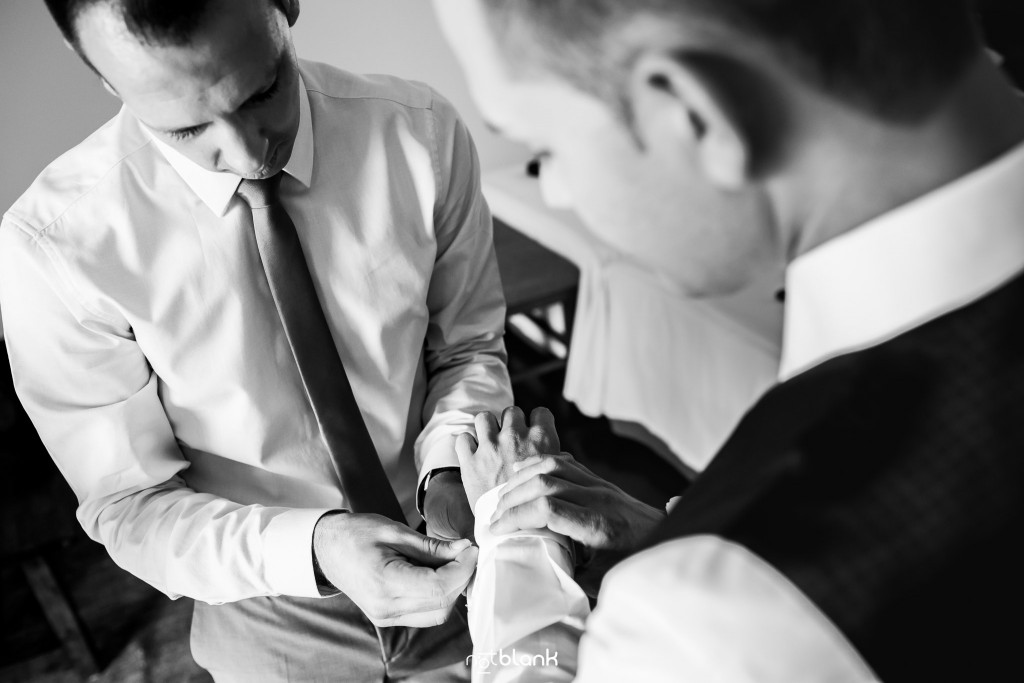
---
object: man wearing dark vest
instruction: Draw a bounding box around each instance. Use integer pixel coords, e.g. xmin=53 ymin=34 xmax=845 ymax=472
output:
xmin=0 ymin=0 xmax=515 ymax=680
xmin=434 ymin=0 xmax=1024 ymax=680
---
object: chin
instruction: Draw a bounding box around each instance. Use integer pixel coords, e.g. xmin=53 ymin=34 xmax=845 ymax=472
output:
xmin=236 ymin=139 xmax=292 ymax=180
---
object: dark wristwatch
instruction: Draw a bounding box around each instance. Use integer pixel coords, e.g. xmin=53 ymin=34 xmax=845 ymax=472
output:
xmin=415 ymin=466 xmax=462 ymax=518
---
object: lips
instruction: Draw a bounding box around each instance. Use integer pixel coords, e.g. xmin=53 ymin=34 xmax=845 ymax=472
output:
xmin=244 ymin=141 xmax=282 ymax=180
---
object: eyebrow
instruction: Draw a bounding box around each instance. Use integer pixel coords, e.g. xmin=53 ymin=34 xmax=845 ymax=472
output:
xmin=483 ymin=119 xmax=505 ymax=136
xmin=158 ymin=52 xmax=286 ymax=136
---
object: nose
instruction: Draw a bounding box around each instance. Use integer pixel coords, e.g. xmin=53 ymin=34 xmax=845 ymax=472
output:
xmin=216 ymin=121 xmax=269 ymax=176
xmin=538 ymin=158 xmax=574 ymax=210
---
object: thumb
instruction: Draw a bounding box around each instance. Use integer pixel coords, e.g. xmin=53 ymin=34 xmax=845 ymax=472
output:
xmin=401 ymin=528 xmax=473 ymax=567
xmin=455 ymin=432 xmax=478 ymax=463
xmin=434 ymin=544 xmax=479 ymax=597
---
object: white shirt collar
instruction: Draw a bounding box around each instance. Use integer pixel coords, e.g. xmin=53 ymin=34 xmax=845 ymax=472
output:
xmin=780 ymin=140 xmax=1024 ymax=381
xmin=147 ymin=73 xmax=314 ymax=217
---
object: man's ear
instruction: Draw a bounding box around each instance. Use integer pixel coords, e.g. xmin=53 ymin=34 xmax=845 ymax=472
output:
xmin=628 ymin=51 xmax=751 ymax=190
xmin=277 ymin=0 xmax=300 ymax=27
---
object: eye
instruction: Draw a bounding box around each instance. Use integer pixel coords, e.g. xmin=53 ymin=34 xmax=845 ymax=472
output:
xmin=167 ymin=125 xmax=204 ymax=142
xmin=246 ymin=79 xmax=280 ymax=107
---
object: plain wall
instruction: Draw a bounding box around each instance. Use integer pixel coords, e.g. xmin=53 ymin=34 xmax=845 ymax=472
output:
xmin=292 ymin=1 xmax=527 ymax=169
xmin=0 ymin=0 xmax=527 ymax=216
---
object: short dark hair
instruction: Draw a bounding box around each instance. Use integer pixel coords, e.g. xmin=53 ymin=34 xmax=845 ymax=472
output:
xmin=479 ymin=0 xmax=983 ymax=121
xmin=44 ymin=0 xmax=214 ymax=48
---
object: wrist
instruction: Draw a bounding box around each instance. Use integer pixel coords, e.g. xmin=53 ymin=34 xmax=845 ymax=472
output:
xmin=312 ymin=511 xmax=345 ymax=596
xmin=417 ymin=466 xmax=462 ymax=518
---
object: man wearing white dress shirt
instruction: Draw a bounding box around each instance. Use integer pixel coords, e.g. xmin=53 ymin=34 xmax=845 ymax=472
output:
xmin=0 ymin=0 xmax=514 ymax=680
xmin=435 ymin=0 xmax=1024 ymax=680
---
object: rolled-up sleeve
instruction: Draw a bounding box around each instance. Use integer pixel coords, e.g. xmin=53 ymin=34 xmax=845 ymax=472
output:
xmin=415 ymin=92 xmax=514 ymax=485
xmin=0 ymin=216 xmax=328 ymax=604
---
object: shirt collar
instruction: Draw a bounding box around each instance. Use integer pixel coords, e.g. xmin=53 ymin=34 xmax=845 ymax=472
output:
xmin=780 ymin=140 xmax=1024 ymax=381
xmin=147 ymin=73 xmax=314 ymax=217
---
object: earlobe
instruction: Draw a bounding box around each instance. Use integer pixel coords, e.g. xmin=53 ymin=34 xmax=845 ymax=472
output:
xmin=700 ymin=125 xmax=748 ymax=189
xmin=279 ymin=0 xmax=301 ymax=26
xmin=630 ymin=51 xmax=751 ymax=190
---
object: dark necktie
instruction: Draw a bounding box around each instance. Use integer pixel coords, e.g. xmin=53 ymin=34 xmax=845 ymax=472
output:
xmin=237 ymin=174 xmax=406 ymax=523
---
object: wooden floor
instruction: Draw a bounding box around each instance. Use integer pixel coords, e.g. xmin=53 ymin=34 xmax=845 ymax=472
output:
xmin=0 ymin=535 xmax=210 ymax=682
xmin=0 ymin=334 xmax=686 ymax=682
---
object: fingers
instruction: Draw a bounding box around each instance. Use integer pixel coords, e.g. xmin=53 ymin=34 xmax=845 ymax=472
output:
xmin=489 ymin=495 xmax=596 ymax=545
xmin=529 ymin=406 xmax=560 ymax=454
xmin=454 ymin=432 xmax=477 ymax=462
xmin=504 ymin=454 xmax=605 ymax=495
xmin=492 ymin=473 xmax=577 ymax=521
xmin=378 ymin=605 xmax=452 ymax=629
xmin=396 ymin=527 xmax=472 ymax=568
xmin=513 ymin=451 xmax=573 ymax=472
xmin=474 ymin=411 xmax=499 ymax=446
xmin=434 ymin=543 xmax=479 ymax=597
xmin=513 ymin=455 xmax=543 ymax=472
xmin=500 ymin=405 xmax=527 ymax=432
xmin=378 ymin=545 xmax=479 ymax=626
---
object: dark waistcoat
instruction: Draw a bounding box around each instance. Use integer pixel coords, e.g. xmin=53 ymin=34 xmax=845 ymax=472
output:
xmin=642 ymin=272 xmax=1024 ymax=681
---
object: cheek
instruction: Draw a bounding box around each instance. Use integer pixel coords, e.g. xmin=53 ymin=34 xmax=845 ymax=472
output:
xmin=554 ymin=143 xmax=678 ymax=256
xmin=165 ymin=140 xmax=220 ymax=173
xmin=554 ymin=142 xmax=632 ymax=217
xmin=261 ymin=98 xmax=299 ymax=138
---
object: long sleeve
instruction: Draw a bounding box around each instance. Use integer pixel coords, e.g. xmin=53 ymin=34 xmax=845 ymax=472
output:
xmin=466 ymin=485 xmax=589 ymax=682
xmin=416 ymin=92 xmax=514 ymax=483
xmin=0 ymin=217 xmax=328 ymax=604
xmin=464 ymin=491 xmax=877 ymax=682
xmin=0 ymin=65 xmax=519 ymax=607
xmin=575 ymin=537 xmax=878 ymax=683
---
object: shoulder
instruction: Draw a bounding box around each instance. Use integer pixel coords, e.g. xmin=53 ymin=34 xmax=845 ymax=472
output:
xmin=579 ymin=536 xmax=875 ymax=682
xmin=4 ymin=109 xmax=156 ymax=240
xmin=298 ymin=59 xmax=458 ymax=120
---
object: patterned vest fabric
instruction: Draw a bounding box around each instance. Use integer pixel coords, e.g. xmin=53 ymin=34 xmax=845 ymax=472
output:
xmin=642 ymin=272 xmax=1024 ymax=681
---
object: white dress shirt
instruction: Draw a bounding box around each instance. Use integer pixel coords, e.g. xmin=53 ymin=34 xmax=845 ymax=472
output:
xmin=468 ymin=139 xmax=1024 ymax=681
xmin=0 ymin=60 xmax=512 ymax=604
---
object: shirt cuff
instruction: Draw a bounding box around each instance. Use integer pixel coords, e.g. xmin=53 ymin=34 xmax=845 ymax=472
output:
xmin=473 ymin=484 xmax=574 ymax=571
xmin=263 ymin=507 xmax=336 ymax=599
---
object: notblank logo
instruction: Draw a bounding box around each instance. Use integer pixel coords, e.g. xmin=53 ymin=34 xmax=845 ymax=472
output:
xmin=466 ymin=648 xmax=560 ymax=674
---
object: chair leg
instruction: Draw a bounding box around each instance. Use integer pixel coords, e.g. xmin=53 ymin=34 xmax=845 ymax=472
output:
xmin=21 ymin=554 xmax=100 ymax=679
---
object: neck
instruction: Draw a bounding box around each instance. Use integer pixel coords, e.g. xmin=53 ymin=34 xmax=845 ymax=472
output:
xmin=778 ymin=53 xmax=1024 ymax=262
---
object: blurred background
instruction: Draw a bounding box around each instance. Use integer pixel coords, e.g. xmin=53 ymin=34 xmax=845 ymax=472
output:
xmin=1 ymin=1 xmax=1022 ymax=681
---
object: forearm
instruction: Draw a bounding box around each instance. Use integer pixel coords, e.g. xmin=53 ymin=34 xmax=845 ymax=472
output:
xmin=0 ymin=217 xmax=337 ymax=605
xmin=86 ymin=476 xmax=331 ymax=603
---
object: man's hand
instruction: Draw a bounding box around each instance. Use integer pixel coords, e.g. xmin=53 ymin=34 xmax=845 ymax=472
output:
xmin=422 ymin=470 xmax=475 ymax=542
xmin=489 ymin=452 xmax=665 ymax=554
xmin=455 ymin=406 xmax=560 ymax=509
xmin=312 ymin=512 xmax=478 ymax=627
